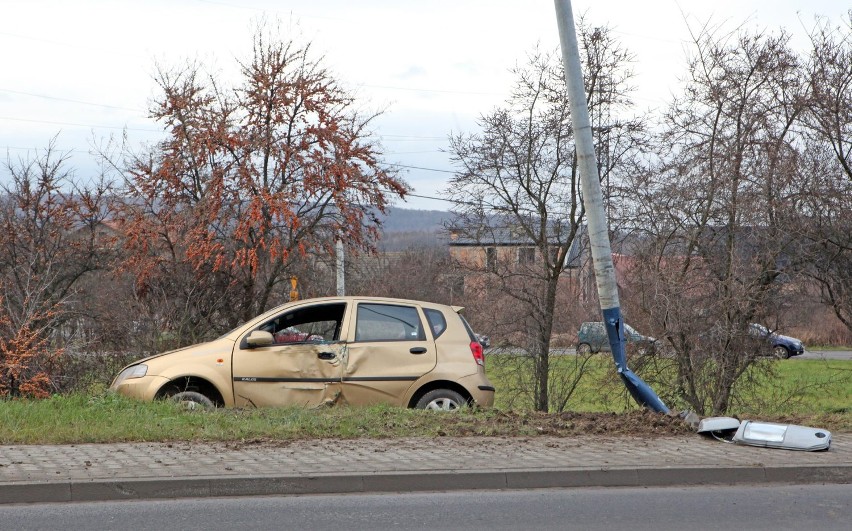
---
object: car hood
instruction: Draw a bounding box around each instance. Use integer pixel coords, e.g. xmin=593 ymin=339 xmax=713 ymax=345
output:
xmin=119 ymin=341 xmax=222 ymax=370
xmin=773 ymin=333 xmax=801 ymax=345
xmin=135 ymin=344 xmax=197 ymax=364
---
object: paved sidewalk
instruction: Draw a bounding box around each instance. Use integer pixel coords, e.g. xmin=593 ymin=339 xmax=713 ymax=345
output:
xmin=1 ymin=434 xmax=850 ymax=504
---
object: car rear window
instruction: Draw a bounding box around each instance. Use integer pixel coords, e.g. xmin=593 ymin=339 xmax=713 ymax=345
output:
xmin=458 ymin=314 xmax=478 ymax=343
xmin=424 ymin=308 xmax=447 ymax=339
xmin=355 ymin=303 xmax=426 ymax=342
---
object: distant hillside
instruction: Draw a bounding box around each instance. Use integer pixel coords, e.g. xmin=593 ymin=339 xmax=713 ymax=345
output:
xmin=376 ymin=208 xmax=454 ymax=250
xmin=378 ymin=208 xmax=453 ymax=233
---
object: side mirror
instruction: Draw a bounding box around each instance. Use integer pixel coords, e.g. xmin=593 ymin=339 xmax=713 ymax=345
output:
xmin=246 ymin=330 xmax=274 ymax=348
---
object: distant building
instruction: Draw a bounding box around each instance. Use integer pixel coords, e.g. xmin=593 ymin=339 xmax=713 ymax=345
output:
xmin=446 ymin=224 xmax=590 ymax=299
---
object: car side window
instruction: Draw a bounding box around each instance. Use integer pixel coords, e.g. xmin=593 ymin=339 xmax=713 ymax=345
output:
xmin=424 ymin=308 xmax=447 ymax=339
xmin=258 ymin=303 xmax=346 ymax=345
xmin=355 ymin=303 xmax=426 ymax=342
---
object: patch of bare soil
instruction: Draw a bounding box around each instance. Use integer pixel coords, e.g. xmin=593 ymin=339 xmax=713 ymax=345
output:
xmin=220 ymin=410 xmax=696 ymax=451
xmin=440 ymin=410 xmax=696 ymax=438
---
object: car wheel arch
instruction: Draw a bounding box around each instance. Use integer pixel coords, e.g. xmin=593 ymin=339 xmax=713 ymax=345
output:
xmin=156 ymin=376 xmax=226 ymax=407
xmin=407 ymin=380 xmax=472 ymax=409
xmin=772 ymin=345 xmax=791 ymax=359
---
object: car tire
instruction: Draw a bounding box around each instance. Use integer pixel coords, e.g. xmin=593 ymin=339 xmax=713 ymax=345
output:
xmin=170 ymin=391 xmax=215 ymax=410
xmin=415 ymin=389 xmax=466 ymax=411
xmin=577 ymin=343 xmax=592 ymax=355
xmin=773 ymin=346 xmax=791 ymax=359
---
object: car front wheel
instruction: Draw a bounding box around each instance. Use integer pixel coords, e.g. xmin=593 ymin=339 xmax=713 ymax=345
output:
xmin=773 ymin=345 xmax=791 ymax=359
xmin=415 ymin=389 xmax=466 ymax=411
xmin=170 ymin=391 xmax=215 ymax=409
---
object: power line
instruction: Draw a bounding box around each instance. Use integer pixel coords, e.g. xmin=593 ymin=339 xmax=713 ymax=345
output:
xmin=405 ymin=192 xmax=451 ymax=203
xmin=378 ymin=134 xmax=446 ymax=140
xmin=0 ymin=88 xmax=143 ymax=113
xmin=385 ymin=149 xmax=443 ymax=155
xmin=403 ymin=192 xmax=479 ymax=208
xmin=1 ymin=145 xmax=89 ymax=154
xmin=376 ymin=135 xmax=447 ymax=143
xmin=0 ymin=110 xmax=445 ymax=141
xmin=387 ymin=163 xmax=454 ymax=174
xmin=195 ymin=0 xmax=343 ymax=20
xmin=0 ymin=116 xmax=161 ymax=133
xmin=358 ymin=83 xmax=502 ymax=96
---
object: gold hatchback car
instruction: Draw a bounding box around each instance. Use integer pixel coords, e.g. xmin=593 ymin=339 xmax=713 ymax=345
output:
xmin=111 ymin=296 xmax=495 ymax=410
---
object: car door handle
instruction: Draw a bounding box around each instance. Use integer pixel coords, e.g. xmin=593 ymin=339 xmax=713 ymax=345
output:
xmin=409 ymin=347 xmax=427 ymax=354
xmin=317 ymin=351 xmax=336 ymax=360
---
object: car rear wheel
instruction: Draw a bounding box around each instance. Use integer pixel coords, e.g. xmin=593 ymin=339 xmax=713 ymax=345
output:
xmin=773 ymin=345 xmax=791 ymax=359
xmin=415 ymin=389 xmax=466 ymax=411
xmin=170 ymin=391 xmax=215 ymax=410
xmin=577 ymin=343 xmax=592 ymax=355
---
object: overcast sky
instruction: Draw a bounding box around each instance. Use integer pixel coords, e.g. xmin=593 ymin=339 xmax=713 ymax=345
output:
xmin=1 ymin=0 xmax=846 ymax=210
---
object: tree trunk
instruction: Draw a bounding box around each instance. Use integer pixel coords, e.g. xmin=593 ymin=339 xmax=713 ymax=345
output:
xmin=533 ymin=276 xmax=560 ymax=412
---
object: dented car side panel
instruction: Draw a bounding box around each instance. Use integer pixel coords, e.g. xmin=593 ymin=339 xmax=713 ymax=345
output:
xmin=111 ymin=296 xmax=495 ymax=409
xmin=232 ymin=342 xmax=347 ymax=408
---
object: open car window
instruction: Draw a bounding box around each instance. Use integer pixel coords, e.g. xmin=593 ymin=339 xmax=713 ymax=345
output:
xmin=257 ymin=303 xmax=346 ymax=345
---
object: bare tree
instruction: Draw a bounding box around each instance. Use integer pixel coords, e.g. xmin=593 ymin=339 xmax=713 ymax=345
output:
xmin=802 ymin=12 xmax=852 ymax=179
xmin=446 ymin=20 xmax=645 ymax=412
xmin=797 ymin=13 xmax=852 ymax=333
xmin=628 ymin=22 xmax=807 ymax=415
xmin=0 ymin=140 xmax=115 ymax=396
xmin=346 ymin=246 xmax=454 ymax=303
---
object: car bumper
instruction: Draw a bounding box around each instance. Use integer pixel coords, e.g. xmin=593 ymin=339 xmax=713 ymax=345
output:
xmin=458 ymin=373 xmax=495 ymax=407
xmin=110 ymin=375 xmax=170 ymax=401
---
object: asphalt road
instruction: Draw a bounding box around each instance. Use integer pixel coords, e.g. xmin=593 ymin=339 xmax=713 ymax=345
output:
xmin=1 ymin=484 xmax=849 ymax=530
xmin=800 ymin=349 xmax=852 ymax=361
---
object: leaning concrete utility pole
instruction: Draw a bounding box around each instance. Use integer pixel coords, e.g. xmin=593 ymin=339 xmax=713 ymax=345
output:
xmin=336 ymin=236 xmax=345 ymax=296
xmin=553 ymin=0 xmax=668 ymax=413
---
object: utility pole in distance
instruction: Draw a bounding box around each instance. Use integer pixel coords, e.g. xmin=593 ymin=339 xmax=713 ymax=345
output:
xmin=553 ymin=0 xmax=668 ymax=413
xmin=336 ymin=235 xmax=345 ymax=296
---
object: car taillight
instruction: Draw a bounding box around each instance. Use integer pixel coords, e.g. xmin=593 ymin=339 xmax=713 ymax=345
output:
xmin=470 ymin=341 xmax=484 ymax=366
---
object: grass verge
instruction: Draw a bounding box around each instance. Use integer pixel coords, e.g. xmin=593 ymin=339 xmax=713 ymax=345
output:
xmin=0 ymin=393 xmax=703 ymax=445
xmin=0 ymin=357 xmax=848 ymax=445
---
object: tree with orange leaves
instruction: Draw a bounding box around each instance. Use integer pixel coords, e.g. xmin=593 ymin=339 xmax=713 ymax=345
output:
xmin=0 ymin=140 xmax=113 ymax=397
xmin=117 ymin=26 xmax=408 ymax=340
xmin=0 ymin=294 xmax=61 ymax=398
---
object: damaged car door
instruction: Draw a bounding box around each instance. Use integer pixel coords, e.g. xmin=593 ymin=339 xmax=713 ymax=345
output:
xmin=342 ymin=301 xmax=437 ymax=405
xmin=232 ymin=302 xmax=348 ymax=408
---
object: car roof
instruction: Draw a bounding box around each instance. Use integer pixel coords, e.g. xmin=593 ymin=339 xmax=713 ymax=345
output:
xmin=222 ymin=296 xmax=462 ymax=341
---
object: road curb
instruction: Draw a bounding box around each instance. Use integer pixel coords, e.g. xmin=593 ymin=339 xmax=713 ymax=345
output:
xmin=2 ymin=464 xmax=851 ymax=504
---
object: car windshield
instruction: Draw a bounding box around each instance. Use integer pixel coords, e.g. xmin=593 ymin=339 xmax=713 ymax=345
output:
xmin=750 ymin=323 xmax=770 ymax=336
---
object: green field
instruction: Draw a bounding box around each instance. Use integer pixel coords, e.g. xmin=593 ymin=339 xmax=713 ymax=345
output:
xmin=487 ymin=355 xmax=852 ymax=417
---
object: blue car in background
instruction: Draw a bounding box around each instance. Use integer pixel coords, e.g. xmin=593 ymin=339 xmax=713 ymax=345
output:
xmin=576 ymin=321 xmax=655 ymax=354
xmin=750 ymin=323 xmax=805 ymax=359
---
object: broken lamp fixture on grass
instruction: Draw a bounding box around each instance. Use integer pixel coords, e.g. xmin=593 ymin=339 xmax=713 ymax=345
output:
xmin=696 ymin=417 xmax=831 ymax=451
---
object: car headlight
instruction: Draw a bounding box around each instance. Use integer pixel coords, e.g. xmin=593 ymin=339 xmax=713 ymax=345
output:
xmin=111 ymin=364 xmax=148 ymax=388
